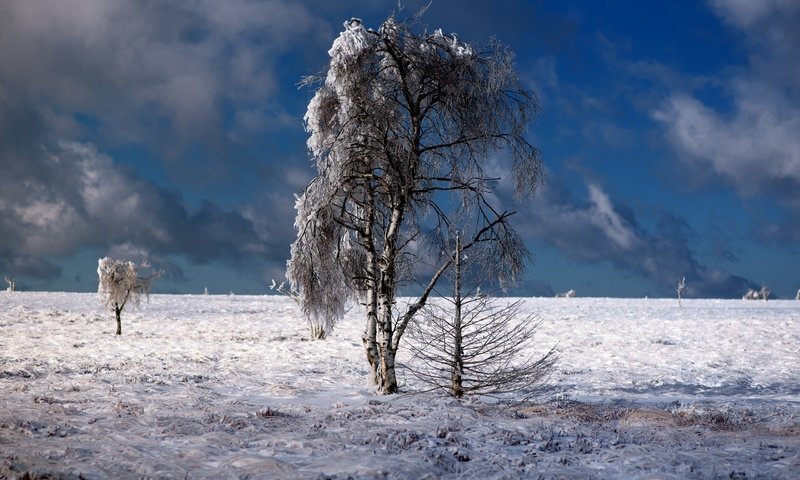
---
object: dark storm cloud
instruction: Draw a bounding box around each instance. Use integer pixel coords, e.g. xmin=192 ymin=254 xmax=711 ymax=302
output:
xmin=0 ymin=137 xmax=284 ymax=283
xmin=0 ymin=0 xmax=333 ymax=187
xmin=0 ymin=0 xmax=338 ymax=285
xmin=178 ymin=201 xmax=264 ymax=264
xmin=519 ymin=178 xmax=756 ymax=298
xmin=0 ymin=253 xmax=61 ymax=284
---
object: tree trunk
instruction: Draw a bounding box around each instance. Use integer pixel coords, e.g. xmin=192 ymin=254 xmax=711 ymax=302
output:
xmin=115 ymin=305 xmax=122 ymax=335
xmin=361 ymin=186 xmax=381 ymax=385
xmin=376 ymin=202 xmax=404 ymax=394
xmin=451 ymin=235 xmax=464 ymax=398
xmin=363 ymin=278 xmax=380 ymax=384
xmin=379 ymin=341 xmax=398 ymax=394
xmin=378 ymin=267 xmax=398 ymax=394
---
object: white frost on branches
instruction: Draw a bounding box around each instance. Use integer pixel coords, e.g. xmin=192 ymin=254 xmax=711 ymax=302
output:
xmin=676 ymin=276 xmax=686 ymax=306
xmin=305 ymin=18 xmax=376 ymax=161
xmin=426 ymin=28 xmax=473 ymax=57
xmin=98 ymin=258 xmax=139 ymax=309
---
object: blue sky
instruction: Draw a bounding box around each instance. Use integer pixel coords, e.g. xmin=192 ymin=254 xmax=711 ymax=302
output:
xmin=1 ymin=0 xmax=797 ymax=298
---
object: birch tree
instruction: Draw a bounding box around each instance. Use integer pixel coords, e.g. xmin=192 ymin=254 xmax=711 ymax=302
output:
xmin=287 ymin=14 xmax=542 ymax=394
xmin=97 ymin=257 xmax=160 ymax=335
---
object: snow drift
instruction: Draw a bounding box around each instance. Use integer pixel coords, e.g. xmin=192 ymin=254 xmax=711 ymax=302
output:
xmin=0 ymin=293 xmax=798 ymax=478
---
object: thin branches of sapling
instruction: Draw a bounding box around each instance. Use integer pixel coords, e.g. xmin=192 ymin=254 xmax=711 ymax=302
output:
xmin=405 ymin=236 xmax=557 ymax=399
xmin=408 ymin=291 xmax=557 ymax=400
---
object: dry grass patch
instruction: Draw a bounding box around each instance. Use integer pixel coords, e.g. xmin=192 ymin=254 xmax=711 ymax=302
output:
xmin=519 ymin=401 xmax=756 ymax=432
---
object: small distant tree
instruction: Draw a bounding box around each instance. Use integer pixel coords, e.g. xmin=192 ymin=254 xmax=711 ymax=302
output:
xmin=4 ymin=276 xmax=15 ymax=292
xmin=406 ymin=236 xmax=556 ymax=399
xmin=676 ymin=276 xmax=686 ymax=306
xmin=270 ymin=279 xmax=338 ymax=340
xmin=796 ymin=289 xmax=799 ymax=301
xmin=97 ymin=257 xmax=160 ymax=335
xmin=760 ymin=285 xmax=770 ymax=302
xmin=556 ymin=289 xmax=576 ymax=298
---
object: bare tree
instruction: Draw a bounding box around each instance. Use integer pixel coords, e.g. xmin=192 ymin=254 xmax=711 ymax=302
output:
xmin=4 ymin=276 xmax=15 ymax=292
xmin=286 ymin=14 xmax=542 ymax=394
xmin=676 ymin=276 xmax=686 ymax=306
xmin=97 ymin=257 xmax=161 ymax=335
xmin=406 ymin=236 xmax=556 ymax=398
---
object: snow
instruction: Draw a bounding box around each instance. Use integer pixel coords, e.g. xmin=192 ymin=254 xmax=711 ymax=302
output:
xmin=1 ymin=292 xmax=798 ymax=478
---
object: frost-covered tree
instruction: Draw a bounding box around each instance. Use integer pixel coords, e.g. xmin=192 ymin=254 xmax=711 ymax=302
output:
xmin=4 ymin=276 xmax=15 ymax=292
xmin=760 ymin=285 xmax=770 ymax=301
xmin=97 ymin=257 xmax=160 ymax=335
xmin=406 ymin=236 xmax=556 ymax=398
xmin=676 ymin=276 xmax=686 ymax=306
xmin=287 ymin=14 xmax=542 ymax=394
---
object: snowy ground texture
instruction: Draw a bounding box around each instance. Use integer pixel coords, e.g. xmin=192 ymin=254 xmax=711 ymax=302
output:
xmin=1 ymin=293 xmax=798 ymax=479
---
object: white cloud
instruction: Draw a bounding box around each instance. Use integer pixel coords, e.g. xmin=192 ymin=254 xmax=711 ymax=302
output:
xmin=653 ymin=89 xmax=800 ymax=200
xmin=708 ymin=0 xmax=797 ymax=27
xmin=653 ymin=0 xmax=800 ymax=213
xmin=14 ymin=199 xmax=83 ymax=255
xmin=587 ymin=184 xmax=638 ymax=250
xmin=515 ymin=177 xmax=755 ymax=297
xmin=520 ymin=181 xmax=640 ymax=263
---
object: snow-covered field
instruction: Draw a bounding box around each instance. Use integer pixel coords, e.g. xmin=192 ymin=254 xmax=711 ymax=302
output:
xmin=1 ymin=292 xmax=798 ymax=479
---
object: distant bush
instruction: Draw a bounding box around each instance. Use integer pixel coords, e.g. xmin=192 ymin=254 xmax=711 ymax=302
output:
xmin=743 ymin=286 xmax=770 ymax=301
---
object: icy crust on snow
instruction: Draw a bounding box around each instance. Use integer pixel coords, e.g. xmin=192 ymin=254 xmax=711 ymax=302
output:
xmin=0 ymin=293 xmax=798 ymax=479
